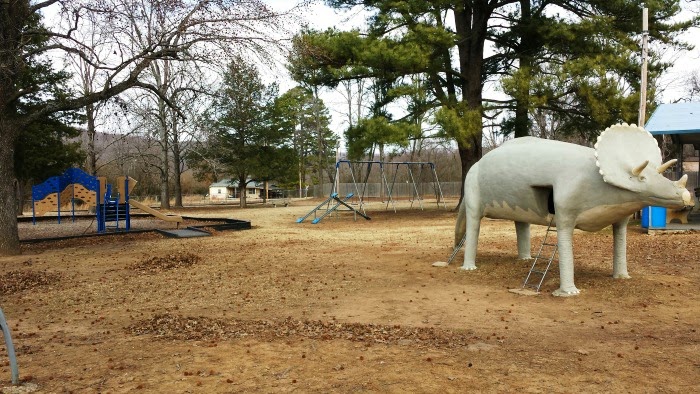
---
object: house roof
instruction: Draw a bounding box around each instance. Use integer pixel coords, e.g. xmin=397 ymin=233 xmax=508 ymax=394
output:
xmin=209 ymin=179 xmax=235 ymax=187
xmin=645 ymin=102 xmax=700 ymax=147
xmin=209 ymin=179 xmax=280 ymax=189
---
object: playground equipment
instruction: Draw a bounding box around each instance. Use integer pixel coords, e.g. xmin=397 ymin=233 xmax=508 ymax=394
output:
xmin=100 ymin=175 xmax=137 ymax=232
xmin=296 ymin=193 xmax=371 ymax=224
xmin=31 ymin=168 xmax=103 ymax=223
xmin=32 ymin=168 xmax=182 ymax=233
xmin=0 ymin=306 xmax=19 ymax=385
xmin=298 ymin=160 xmax=446 ymax=224
xmin=330 ymin=160 xmax=446 ymax=212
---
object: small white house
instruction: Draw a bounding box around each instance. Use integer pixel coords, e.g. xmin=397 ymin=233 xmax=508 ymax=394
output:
xmin=208 ymin=179 xmax=263 ymax=201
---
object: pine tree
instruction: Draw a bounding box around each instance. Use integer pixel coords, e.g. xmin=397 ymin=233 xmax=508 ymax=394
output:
xmin=7 ymin=13 xmax=85 ymax=215
xmin=204 ymin=58 xmax=298 ymax=207
xmin=271 ymin=87 xmax=337 ymax=194
xmin=293 ymin=0 xmax=698 ymax=199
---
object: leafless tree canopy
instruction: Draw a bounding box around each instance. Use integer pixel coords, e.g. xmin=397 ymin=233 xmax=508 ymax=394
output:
xmin=29 ymin=0 xmax=300 ymax=118
xmin=0 ymin=0 xmax=308 ymax=255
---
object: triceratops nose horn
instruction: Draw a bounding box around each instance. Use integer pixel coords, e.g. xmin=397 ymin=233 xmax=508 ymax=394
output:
xmin=657 ymin=159 xmax=678 ymax=173
xmin=674 ymin=174 xmax=688 ymax=188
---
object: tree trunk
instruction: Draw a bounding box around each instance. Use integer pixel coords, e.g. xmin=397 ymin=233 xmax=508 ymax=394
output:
xmin=171 ymin=113 xmax=183 ymax=207
xmin=344 ymin=80 xmax=354 ymax=129
xmin=1 ymin=1 xmax=29 ymax=255
xmin=453 ymin=3 xmax=488 ymax=204
xmin=0 ymin=119 xmax=21 ymax=255
xmin=313 ymin=87 xmax=324 ymax=198
xmin=85 ymin=103 xmax=98 ymax=175
xmin=160 ymin=167 xmax=170 ymax=208
xmin=263 ymin=180 xmax=268 ymax=203
xmin=172 ymin=165 xmax=182 ymax=208
xmin=295 ymin=113 xmax=304 ymax=198
xmin=513 ymin=0 xmax=533 ymax=138
xmin=15 ymin=180 xmax=25 ymax=216
xmin=298 ymin=166 xmax=303 ymax=198
xmin=239 ymin=177 xmax=247 ymax=208
xmin=152 ymin=59 xmax=171 ymax=209
xmin=158 ymin=103 xmax=170 ymax=209
xmin=513 ymin=91 xmax=530 ymax=138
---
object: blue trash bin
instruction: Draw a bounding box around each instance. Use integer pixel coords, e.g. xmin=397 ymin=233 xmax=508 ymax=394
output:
xmin=641 ymin=206 xmax=666 ymax=228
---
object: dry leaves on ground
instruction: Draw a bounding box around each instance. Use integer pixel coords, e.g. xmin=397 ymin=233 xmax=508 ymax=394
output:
xmin=128 ymin=253 xmax=202 ymax=274
xmin=127 ymin=313 xmax=478 ymax=349
xmin=0 ymin=270 xmax=61 ymax=296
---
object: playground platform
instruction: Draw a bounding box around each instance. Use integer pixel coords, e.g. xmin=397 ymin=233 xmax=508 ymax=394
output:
xmin=157 ymin=228 xmax=211 ymax=238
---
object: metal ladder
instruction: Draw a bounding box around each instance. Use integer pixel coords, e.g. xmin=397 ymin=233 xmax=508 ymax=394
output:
xmin=522 ymin=217 xmax=558 ymax=292
xmin=446 ymin=233 xmax=467 ymax=265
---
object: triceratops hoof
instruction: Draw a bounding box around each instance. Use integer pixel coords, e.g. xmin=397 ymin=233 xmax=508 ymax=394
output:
xmin=552 ymin=287 xmax=580 ymax=297
xmin=459 ymin=264 xmax=477 ymax=271
xmin=613 ymin=273 xmax=631 ymax=279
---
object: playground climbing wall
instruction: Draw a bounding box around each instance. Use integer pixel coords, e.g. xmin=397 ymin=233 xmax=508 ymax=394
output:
xmin=32 ymin=168 xmax=104 ymax=216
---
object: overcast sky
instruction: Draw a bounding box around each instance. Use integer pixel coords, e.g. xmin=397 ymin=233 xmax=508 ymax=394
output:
xmin=655 ymin=1 xmax=700 ymax=103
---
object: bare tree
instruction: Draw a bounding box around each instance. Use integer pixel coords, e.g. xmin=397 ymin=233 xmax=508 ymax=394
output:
xmin=115 ymin=0 xmax=299 ymax=208
xmin=126 ymin=60 xmax=211 ymax=208
xmin=170 ymin=82 xmax=209 ymax=207
xmin=63 ymin=19 xmax=112 ymax=176
xmin=680 ymin=70 xmax=700 ymax=102
xmin=0 ymin=0 xmax=302 ymax=256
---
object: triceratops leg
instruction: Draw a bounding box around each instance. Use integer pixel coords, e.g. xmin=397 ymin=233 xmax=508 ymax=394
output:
xmin=612 ymin=217 xmax=631 ymax=279
xmin=460 ymin=166 xmax=481 ymax=271
xmin=515 ymin=221 xmax=532 ymax=260
xmin=553 ymin=219 xmax=580 ymax=296
xmin=460 ymin=204 xmax=482 ymax=270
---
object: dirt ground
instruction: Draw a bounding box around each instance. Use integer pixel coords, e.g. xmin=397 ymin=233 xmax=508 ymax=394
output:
xmin=1 ymin=199 xmax=699 ymax=393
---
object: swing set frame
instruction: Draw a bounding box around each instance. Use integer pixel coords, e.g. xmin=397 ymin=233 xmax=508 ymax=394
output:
xmin=330 ymin=160 xmax=446 ymax=213
xmin=297 ymin=160 xmax=446 ymax=224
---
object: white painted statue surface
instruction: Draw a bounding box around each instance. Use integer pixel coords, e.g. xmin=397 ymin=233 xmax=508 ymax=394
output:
xmin=455 ymin=123 xmax=694 ymax=296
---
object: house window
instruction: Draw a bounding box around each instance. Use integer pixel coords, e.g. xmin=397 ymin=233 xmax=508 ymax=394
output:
xmin=217 ymin=189 xmax=222 ymax=194
xmin=248 ymin=188 xmax=256 ymax=195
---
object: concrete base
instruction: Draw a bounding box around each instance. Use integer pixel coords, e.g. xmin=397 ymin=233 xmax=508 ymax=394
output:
xmin=2 ymin=382 xmax=40 ymax=393
xmin=508 ymin=288 xmax=540 ymax=296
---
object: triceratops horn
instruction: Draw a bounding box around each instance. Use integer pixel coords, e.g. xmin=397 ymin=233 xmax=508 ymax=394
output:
xmin=675 ymin=174 xmax=688 ymax=188
xmin=657 ymin=159 xmax=678 ymax=174
xmin=632 ymin=160 xmax=649 ymax=177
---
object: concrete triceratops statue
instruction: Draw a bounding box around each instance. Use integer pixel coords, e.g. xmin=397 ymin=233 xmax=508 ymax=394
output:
xmin=455 ymin=123 xmax=694 ymax=296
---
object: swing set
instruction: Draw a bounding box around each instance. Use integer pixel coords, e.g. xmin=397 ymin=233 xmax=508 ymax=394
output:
xmin=297 ymin=160 xmax=446 ymax=224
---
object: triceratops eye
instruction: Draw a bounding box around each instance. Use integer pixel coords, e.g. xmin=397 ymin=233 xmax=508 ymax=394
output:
xmin=639 ymin=176 xmax=647 ymax=182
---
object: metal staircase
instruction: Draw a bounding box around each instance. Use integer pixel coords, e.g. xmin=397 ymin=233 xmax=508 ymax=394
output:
xmin=101 ymin=184 xmax=129 ymax=231
xmin=521 ymin=217 xmax=558 ymax=292
xmin=446 ymin=233 xmax=467 ymax=265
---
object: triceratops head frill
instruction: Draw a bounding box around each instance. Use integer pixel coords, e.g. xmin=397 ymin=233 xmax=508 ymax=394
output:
xmin=594 ymin=123 xmax=663 ymax=192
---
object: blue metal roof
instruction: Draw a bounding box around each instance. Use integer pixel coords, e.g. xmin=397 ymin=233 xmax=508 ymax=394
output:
xmin=645 ymin=102 xmax=700 ymax=147
xmin=646 ymin=102 xmax=700 ymax=134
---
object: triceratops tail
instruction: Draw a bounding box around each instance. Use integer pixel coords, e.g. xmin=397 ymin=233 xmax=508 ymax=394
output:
xmin=455 ymin=198 xmax=466 ymax=247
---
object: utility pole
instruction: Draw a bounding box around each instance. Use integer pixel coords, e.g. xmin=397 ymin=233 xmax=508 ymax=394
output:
xmin=638 ymin=7 xmax=649 ymax=127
